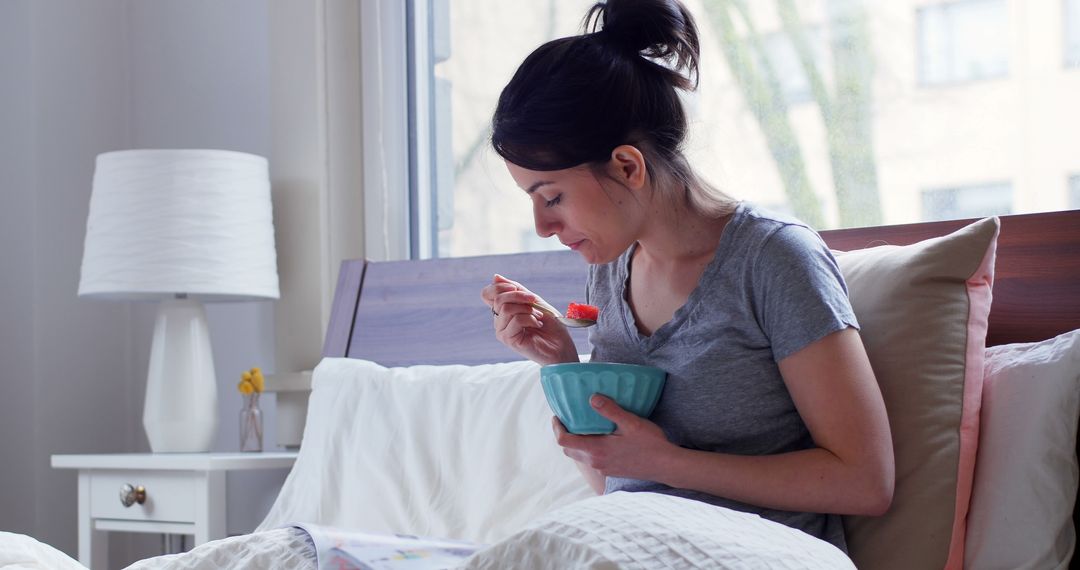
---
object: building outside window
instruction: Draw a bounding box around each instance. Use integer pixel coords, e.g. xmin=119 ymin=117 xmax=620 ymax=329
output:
xmin=396 ymin=0 xmax=1079 ymax=259
xmin=916 ymin=0 xmax=1009 ymax=86
xmin=921 ymin=182 xmax=1012 ymax=221
xmin=1067 ymin=0 xmax=1080 ymax=68
xmin=759 ymin=28 xmax=830 ymax=106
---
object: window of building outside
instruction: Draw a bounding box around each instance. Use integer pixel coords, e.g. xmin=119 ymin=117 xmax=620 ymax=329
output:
xmin=1069 ymin=175 xmax=1080 ymax=208
xmin=917 ymin=0 xmax=1009 ymax=86
xmin=1067 ymin=0 xmax=1080 ymax=68
xmin=407 ymin=0 xmax=1076 ymax=259
xmin=921 ymin=182 xmax=1012 ymax=222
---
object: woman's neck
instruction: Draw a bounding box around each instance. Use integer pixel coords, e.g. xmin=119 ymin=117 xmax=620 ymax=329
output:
xmin=634 ymin=201 xmax=730 ymax=267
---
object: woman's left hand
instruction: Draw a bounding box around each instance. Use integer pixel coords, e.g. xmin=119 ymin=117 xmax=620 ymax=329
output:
xmin=552 ymin=394 xmax=675 ymax=481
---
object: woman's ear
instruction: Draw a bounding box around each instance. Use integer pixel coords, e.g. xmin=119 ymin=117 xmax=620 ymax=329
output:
xmin=609 ymin=145 xmax=647 ymax=190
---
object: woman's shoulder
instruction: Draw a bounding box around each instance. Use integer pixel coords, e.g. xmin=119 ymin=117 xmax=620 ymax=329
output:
xmin=728 ymin=203 xmax=825 ymax=252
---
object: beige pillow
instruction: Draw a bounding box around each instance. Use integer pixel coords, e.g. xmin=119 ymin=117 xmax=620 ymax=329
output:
xmin=835 ymin=217 xmax=999 ymax=570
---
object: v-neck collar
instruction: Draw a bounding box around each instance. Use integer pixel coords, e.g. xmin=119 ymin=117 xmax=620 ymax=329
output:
xmin=617 ymin=202 xmax=746 ymax=350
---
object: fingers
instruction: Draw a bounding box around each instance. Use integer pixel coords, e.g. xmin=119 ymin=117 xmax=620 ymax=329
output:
xmin=484 ymin=276 xmax=576 ymax=363
xmin=553 ymin=416 xmax=604 ymax=468
xmin=552 ymin=415 xmax=566 ymax=435
xmin=492 ymin=274 xmax=526 ymax=293
xmin=493 ymin=292 xmax=542 ymax=325
xmin=491 ymin=285 xmax=542 ymax=331
xmin=589 ymin=394 xmax=634 ymax=433
xmin=482 ymin=274 xmax=524 ymax=308
xmin=552 ymin=416 xmax=589 ymax=450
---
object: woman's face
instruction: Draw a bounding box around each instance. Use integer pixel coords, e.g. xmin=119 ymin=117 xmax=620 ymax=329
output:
xmin=505 ymin=160 xmax=644 ymax=264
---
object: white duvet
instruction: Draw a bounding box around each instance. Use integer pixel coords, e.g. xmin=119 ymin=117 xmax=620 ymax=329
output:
xmin=4 ymin=358 xmax=854 ymax=569
xmin=0 ymin=532 xmax=87 ymax=570
xmin=2 ymin=496 xmax=852 ymax=570
xmin=462 ymin=492 xmax=855 ymax=569
xmin=0 ymin=529 xmax=316 ymax=570
xmin=25 ymin=492 xmax=849 ymax=569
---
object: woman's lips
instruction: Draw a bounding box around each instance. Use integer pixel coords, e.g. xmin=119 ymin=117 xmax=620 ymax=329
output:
xmin=563 ymin=239 xmax=585 ymax=250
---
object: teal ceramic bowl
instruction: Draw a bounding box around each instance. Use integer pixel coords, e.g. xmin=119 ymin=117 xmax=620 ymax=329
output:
xmin=540 ymin=362 xmax=667 ymax=435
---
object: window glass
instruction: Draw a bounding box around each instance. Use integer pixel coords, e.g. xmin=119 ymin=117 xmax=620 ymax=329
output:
xmin=1070 ymin=174 xmax=1080 ymax=208
xmin=414 ymin=0 xmax=1078 ymax=258
xmin=921 ymin=182 xmax=1012 ymax=221
xmin=758 ymin=28 xmax=829 ymax=105
xmin=1067 ymin=0 xmax=1080 ymax=68
xmin=917 ymin=0 xmax=1009 ymax=85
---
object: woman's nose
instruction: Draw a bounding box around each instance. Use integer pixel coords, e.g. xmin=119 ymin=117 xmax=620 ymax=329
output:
xmin=533 ymin=206 xmax=560 ymax=238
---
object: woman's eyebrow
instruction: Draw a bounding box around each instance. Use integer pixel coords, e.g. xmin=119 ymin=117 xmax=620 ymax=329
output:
xmin=526 ymin=180 xmax=554 ymax=194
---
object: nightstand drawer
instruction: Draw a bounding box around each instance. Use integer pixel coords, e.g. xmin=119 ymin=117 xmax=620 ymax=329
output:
xmin=89 ymin=470 xmax=196 ymax=523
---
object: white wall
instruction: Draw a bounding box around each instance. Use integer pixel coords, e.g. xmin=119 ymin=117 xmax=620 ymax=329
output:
xmin=0 ymin=1 xmax=284 ymax=565
xmin=0 ymin=0 xmax=138 ymax=560
xmin=125 ymin=0 xmax=278 ymax=455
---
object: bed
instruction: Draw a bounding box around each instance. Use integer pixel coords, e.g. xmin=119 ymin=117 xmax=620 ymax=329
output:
xmin=8 ymin=209 xmax=1079 ymax=570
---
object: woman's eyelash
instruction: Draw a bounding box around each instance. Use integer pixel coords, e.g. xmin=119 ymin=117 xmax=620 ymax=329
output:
xmin=545 ymin=194 xmax=562 ymax=207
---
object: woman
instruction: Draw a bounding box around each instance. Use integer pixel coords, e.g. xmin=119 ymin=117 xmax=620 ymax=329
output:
xmin=480 ymin=0 xmax=893 ymax=552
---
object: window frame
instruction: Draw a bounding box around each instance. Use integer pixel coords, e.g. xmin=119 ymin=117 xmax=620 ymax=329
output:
xmin=359 ymin=0 xmax=414 ymax=261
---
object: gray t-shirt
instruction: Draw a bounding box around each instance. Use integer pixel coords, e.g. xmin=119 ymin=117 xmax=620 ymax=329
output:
xmin=586 ymin=202 xmax=858 ymax=551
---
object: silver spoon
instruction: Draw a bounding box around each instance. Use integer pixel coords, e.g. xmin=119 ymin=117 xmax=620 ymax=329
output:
xmin=530 ymin=301 xmax=596 ymax=328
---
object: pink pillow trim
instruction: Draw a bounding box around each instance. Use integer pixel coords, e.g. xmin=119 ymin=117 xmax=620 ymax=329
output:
xmin=943 ymin=226 xmax=998 ymax=570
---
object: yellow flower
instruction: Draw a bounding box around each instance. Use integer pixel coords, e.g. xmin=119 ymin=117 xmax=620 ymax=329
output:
xmin=238 ymin=380 xmax=255 ymax=395
xmin=241 ymin=370 xmax=253 ymax=382
xmin=250 ymin=367 xmax=265 ymax=393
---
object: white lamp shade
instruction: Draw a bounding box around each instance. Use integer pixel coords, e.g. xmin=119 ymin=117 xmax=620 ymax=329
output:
xmin=79 ymin=149 xmax=279 ymax=301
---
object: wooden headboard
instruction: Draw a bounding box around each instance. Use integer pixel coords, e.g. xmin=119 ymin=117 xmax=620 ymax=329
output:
xmin=324 ymin=209 xmax=1080 ymax=364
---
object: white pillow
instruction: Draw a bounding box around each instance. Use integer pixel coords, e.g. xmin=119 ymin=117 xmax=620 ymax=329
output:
xmin=462 ymin=491 xmax=855 ymax=569
xmin=965 ymin=329 xmax=1080 ymax=570
xmin=258 ymin=358 xmax=595 ymax=543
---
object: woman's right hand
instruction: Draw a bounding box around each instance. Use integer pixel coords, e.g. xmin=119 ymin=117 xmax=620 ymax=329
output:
xmin=481 ymin=274 xmax=579 ymax=365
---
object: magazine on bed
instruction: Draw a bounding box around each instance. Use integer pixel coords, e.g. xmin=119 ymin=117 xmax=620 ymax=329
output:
xmin=294 ymin=523 xmax=483 ymax=570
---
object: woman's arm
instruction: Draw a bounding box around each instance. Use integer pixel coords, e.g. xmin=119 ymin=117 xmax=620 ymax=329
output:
xmin=574 ymin=460 xmax=607 ymax=495
xmin=556 ymin=328 xmax=895 ymax=516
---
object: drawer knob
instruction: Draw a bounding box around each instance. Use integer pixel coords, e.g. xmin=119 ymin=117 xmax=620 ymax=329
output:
xmin=119 ymin=484 xmax=146 ymax=507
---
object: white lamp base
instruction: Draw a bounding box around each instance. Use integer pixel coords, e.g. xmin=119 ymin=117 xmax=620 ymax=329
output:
xmin=144 ymin=298 xmax=218 ymax=452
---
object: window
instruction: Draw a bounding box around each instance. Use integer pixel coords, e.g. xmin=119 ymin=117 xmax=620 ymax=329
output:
xmin=1070 ymin=174 xmax=1080 ymax=208
xmin=917 ymin=0 xmax=1009 ymax=85
xmin=921 ymin=182 xmax=1012 ymax=221
xmin=412 ymin=0 xmax=599 ymax=258
xmin=392 ymin=0 xmax=1080 ymax=259
xmin=759 ymin=28 xmax=830 ymax=106
xmin=1067 ymin=0 xmax=1080 ymax=68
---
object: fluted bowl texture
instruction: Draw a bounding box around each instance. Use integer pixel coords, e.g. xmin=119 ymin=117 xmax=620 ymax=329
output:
xmin=540 ymin=362 xmax=667 ymax=435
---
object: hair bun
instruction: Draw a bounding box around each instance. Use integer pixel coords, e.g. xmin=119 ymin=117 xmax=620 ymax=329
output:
xmin=584 ymin=0 xmax=700 ymax=89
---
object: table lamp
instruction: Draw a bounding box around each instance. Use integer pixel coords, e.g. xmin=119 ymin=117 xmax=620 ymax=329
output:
xmin=78 ymin=149 xmax=279 ymax=453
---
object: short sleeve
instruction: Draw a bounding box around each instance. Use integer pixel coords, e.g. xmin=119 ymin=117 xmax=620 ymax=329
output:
xmin=751 ymin=224 xmax=858 ymax=363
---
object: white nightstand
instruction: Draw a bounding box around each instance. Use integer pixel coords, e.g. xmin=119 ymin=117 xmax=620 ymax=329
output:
xmin=51 ymin=452 xmax=297 ymax=570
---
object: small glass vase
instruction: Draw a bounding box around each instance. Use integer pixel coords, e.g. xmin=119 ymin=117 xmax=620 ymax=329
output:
xmin=239 ymin=393 xmax=263 ymax=452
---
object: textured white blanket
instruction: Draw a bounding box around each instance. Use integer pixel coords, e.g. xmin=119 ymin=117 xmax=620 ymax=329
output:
xmin=0 ymin=532 xmax=86 ymax=570
xmin=464 ymin=491 xmax=856 ymax=569
xmin=114 ymin=492 xmax=854 ymax=569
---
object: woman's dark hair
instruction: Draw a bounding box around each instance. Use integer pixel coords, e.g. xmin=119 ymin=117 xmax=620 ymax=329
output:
xmin=491 ymin=0 xmax=734 ymax=216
